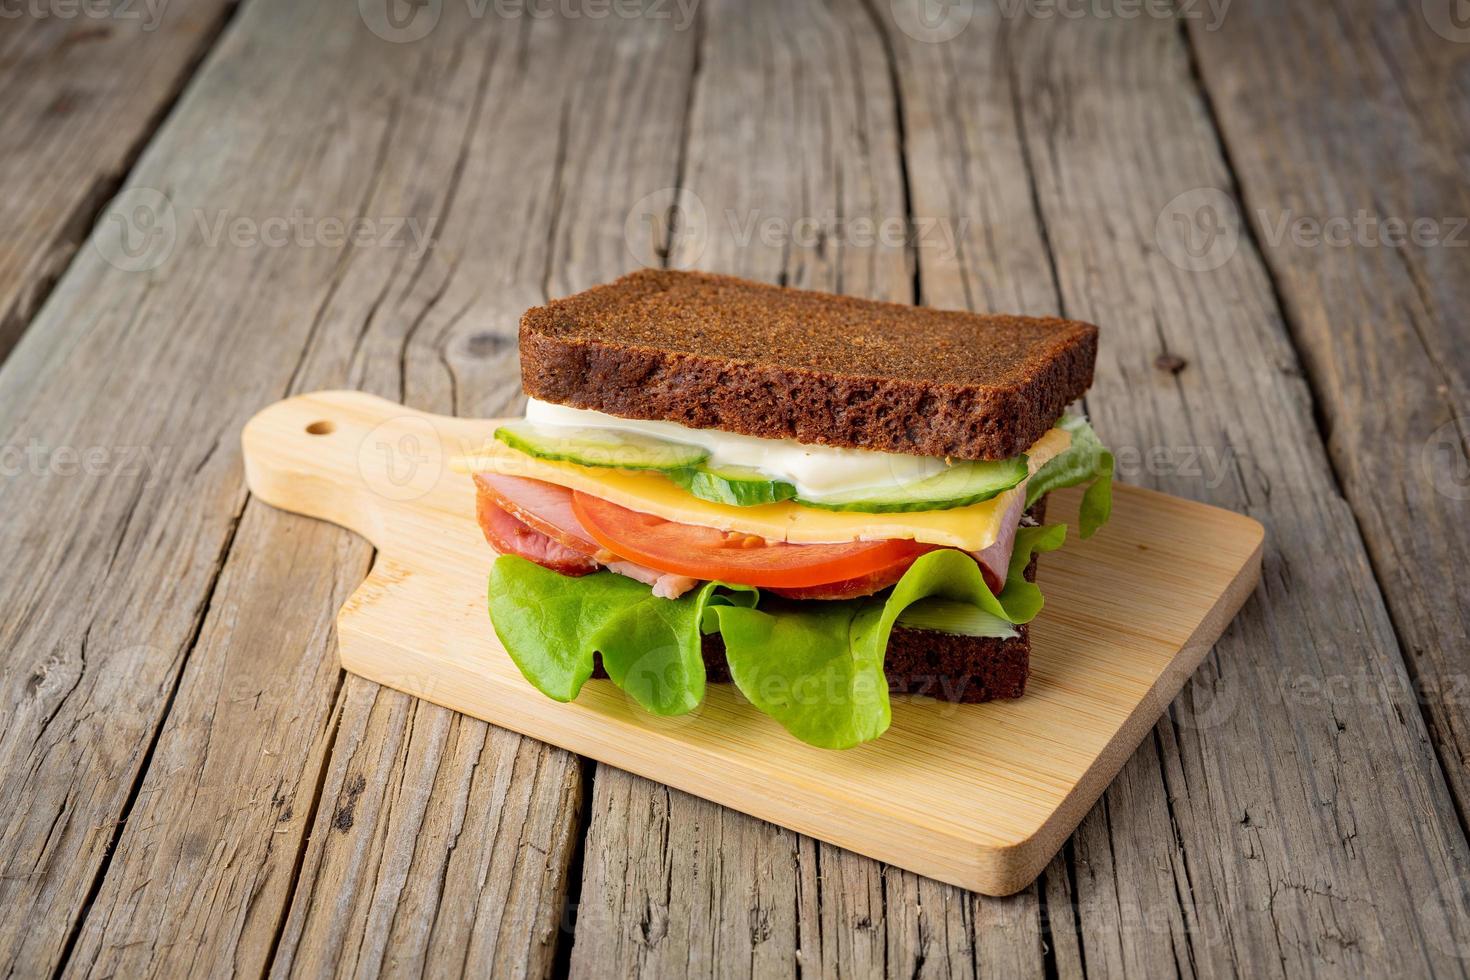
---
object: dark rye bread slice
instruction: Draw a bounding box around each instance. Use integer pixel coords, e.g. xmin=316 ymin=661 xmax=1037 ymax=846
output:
xmin=520 ymin=269 xmax=1098 ymax=460
xmin=692 ymin=620 xmax=1031 ymax=704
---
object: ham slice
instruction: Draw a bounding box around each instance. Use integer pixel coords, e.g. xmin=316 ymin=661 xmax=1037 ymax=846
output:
xmin=476 ymin=484 xmax=599 ymax=575
xmin=475 ymin=474 xmax=698 ymax=598
xmin=604 ymin=560 xmax=700 ymax=600
xmin=475 ymin=472 xmax=611 ymax=558
xmin=969 ymin=490 xmax=1027 ymax=593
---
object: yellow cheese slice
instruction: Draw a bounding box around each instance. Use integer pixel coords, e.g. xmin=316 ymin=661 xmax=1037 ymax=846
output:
xmin=450 ymin=427 xmax=1072 ymax=552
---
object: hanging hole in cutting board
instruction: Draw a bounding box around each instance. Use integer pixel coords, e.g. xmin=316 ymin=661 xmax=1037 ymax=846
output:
xmin=305 ymin=420 xmax=335 ymax=435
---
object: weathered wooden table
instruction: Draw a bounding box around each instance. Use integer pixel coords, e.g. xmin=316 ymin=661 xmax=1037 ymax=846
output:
xmin=3 ymin=0 xmax=1467 ymax=975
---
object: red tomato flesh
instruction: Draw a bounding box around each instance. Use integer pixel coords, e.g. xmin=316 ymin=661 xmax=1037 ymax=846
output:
xmin=570 ymin=491 xmax=934 ymax=588
xmin=766 ymin=563 xmax=915 ymax=600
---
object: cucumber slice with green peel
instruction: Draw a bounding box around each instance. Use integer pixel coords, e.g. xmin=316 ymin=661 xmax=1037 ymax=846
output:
xmin=495 ymin=421 xmax=708 ymax=472
xmin=895 ymin=598 xmax=1019 ymax=639
xmin=498 ymin=418 xmax=1027 ymax=513
xmin=793 ymin=455 xmax=1028 ymax=513
xmin=668 ymin=464 xmax=798 ymax=507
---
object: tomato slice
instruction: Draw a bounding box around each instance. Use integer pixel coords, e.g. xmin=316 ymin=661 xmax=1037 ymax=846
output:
xmin=766 ymin=563 xmax=914 ymax=600
xmin=570 ymin=492 xmax=933 ymax=588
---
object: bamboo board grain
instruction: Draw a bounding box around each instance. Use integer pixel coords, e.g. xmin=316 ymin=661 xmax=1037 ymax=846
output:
xmin=242 ymin=389 xmax=1264 ymax=895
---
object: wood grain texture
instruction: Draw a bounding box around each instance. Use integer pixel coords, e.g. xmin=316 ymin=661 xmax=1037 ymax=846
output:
xmin=0 ymin=2 xmax=359 ymax=969
xmin=0 ymin=0 xmax=237 ymax=360
xmin=240 ymin=389 xmax=1263 ymax=897
xmin=564 ymin=0 xmax=1013 ymax=972
xmin=271 ymin=8 xmax=699 ymax=973
xmin=1187 ymin=0 xmax=1470 ymax=821
xmin=1 ymin=0 xmax=1464 ymax=974
xmin=878 ymin=5 xmax=1470 ymax=975
xmin=2 ymin=0 xmax=689 ymax=974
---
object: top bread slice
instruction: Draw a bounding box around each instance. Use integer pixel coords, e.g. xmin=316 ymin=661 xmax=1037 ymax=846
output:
xmin=519 ymin=269 xmax=1098 ymax=460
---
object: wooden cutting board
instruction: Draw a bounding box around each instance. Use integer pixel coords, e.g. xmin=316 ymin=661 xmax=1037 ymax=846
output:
xmin=243 ymin=390 xmax=1264 ymax=896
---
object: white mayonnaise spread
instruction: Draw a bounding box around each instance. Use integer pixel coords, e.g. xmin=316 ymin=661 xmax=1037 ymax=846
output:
xmin=524 ymin=399 xmax=949 ymax=498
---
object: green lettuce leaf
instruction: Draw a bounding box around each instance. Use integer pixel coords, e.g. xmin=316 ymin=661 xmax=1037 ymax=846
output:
xmin=594 ymin=580 xmax=757 ymax=714
xmin=486 ymin=557 xmax=754 ymax=714
xmin=708 ymin=599 xmax=886 ymax=749
xmin=994 ymin=523 xmax=1070 ymax=623
xmin=1027 ymin=415 xmax=1114 ymax=537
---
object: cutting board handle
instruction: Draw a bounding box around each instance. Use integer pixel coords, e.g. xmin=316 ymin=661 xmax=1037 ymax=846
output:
xmin=242 ymin=390 xmax=491 ymax=549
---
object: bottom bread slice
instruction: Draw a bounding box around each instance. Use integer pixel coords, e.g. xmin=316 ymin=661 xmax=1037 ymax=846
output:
xmin=591 ymin=608 xmax=1031 ymax=704
xmin=692 ymin=624 xmax=1029 ymax=704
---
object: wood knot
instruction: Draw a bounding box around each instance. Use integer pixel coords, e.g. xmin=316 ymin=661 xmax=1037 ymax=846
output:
xmin=1154 ymin=353 xmax=1188 ymax=375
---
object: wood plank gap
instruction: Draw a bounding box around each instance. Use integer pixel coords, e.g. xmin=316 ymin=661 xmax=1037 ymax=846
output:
xmin=1035 ymin=867 xmax=1062 ymax=980
xmin=1062 ymin=842 xmax=1090 ymax=980
xmin=1175 ymin=15 xmax=1470 ymax=850
xmin=0 ymin=0 xmax=245 ymax=366
xmin=550 ymin=757 xmax=597 ymax=980
xmin=51 ymin=496 xmax=247 ymax=980
xmin=856 ymin=0 xmax=920 ymax=306
xmin=1172 ymin=19 xmax=1338 ymax=487
xmin=999 ymin=26 xmax=1065 ymax=319
xmin=662 ymin=0 xmax=705 ymax=272
xmin=260 ymin=668 xmax=349 ymax=978
xmin=1150 ymin=726 xmax=1200 ymax=979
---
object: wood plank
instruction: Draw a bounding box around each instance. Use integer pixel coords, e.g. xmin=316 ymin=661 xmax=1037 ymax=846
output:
xmin=0 ymin=2 xmax=687 ymax=975
xmin=0 ymin=3 xmax=361 ymax=966
xmin=868 ymin=4 xmax=1470 ymax=974
xmin=4 ymin=3 xmax=1457 ymax=979
xmin=1 ymin=1 xmax=447 ymax=972
xmin=0 ymin=0 xmax=236 ymax=360
xmin=562 ymin=0 xmax=1054 ymax=973
xmin=1187 ymin=0 xmax=1470 ymax=820
xmin=270 ymin=9 xmax=700 ymax=975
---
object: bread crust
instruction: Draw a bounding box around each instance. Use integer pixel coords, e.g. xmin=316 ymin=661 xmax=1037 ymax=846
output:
xmin=590 ymin=614 xmax=1030 ymax=705
xmin=691 ymin=626 xmax=1031 ymax=704
xmin=520 ymin=269 xmax=1097 ymax=459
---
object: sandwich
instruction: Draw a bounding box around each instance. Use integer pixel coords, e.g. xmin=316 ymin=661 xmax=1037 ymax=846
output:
xmin=451 ymin=270 xmax=1113 ymax=749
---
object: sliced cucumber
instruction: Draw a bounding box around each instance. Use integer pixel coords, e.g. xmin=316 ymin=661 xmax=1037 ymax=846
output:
xmin=495 ymin=421 xmax=708 ymax=472
xmin=498 ymin=418 xmax=1027 ymax=513
xmin=895 ymin=598 xmax=1018 ymax=639
xmin=668 ymin=464 xmax=798 ymax=507
xmin=794 ymin=455 xmax=1028 ymax=513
